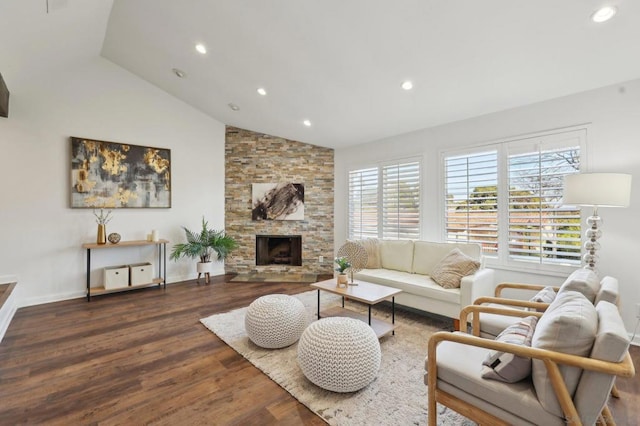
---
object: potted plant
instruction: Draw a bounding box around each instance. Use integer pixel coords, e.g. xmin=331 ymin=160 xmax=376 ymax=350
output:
xmin=334 ymin=257 xmax=351 ymax=287
xmin=170 ymin=217 xmax=238 ymax=283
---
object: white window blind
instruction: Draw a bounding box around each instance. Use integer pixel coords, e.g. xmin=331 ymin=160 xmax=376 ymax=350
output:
xmin=348 ymin=167 xmax=379 ymax=239
xmin=348 ymin=160 xmax=421 ymax=240
xmin=382 ymin=161 xmax=420 ymax=239
xmin=444 ymin=151 xmax=498 ymax=254
xmin=507 ymin=145 xmax=581 ymax=265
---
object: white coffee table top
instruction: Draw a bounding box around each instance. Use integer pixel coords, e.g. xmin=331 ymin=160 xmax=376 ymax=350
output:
xmin=311 ymin=278 xmax=402 ymax=305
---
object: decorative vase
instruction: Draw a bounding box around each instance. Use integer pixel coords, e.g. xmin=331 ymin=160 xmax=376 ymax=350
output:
xmin=97 ymin=224 xmax=106 ymax=245
xmin=336 ymin=273 xmax=348 ymax=287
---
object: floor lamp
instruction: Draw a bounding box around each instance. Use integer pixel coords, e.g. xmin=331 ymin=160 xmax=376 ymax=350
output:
xmin=563 ymin=173 xmax=632 ymax=270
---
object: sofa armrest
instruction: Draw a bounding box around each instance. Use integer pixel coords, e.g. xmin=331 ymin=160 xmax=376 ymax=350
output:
xmin=459 ymin=268 xmax=495 ymax=309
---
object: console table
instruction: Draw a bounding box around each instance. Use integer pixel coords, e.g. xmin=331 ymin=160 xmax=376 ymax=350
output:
xmin=82 ymin=239 xmax=168 ymax=301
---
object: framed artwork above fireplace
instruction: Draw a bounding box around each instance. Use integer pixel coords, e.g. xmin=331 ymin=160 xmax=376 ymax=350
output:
xmin=252 ymin=182 xmax=304 ymax=220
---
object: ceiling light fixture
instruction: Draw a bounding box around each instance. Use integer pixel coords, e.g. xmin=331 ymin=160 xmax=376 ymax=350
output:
xmin=172 ymin=68 xmax=186 ymax=78
xmin=303 ymin=119 xmax=311 ymax=127
xmin=228 ymin=103 xmax=240 ymax=111
xmin=401 ymin=81 xmax=413 ymax=90
xmin=591 ymin=6 xmax=617 ymax=23
xmin=195 ymin=43 xmax=207 ymax=54
xmin=257 ymin=88 xmax=267 ymax=96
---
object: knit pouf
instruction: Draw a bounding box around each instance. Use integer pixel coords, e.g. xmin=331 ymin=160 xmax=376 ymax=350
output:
xmin=244 ymin=294 xmax=307 ymax=349
xmin=297 ymin=317 xmax=381 ymax=392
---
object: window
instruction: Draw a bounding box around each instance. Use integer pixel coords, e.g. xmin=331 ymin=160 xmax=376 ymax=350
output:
xmin=443 ymin=129 xmax=583 ymax=269
xmin=444 ymin=150 xmax=499 ymax=254
xmin=348 ymin=160 xmax=420 ymax=240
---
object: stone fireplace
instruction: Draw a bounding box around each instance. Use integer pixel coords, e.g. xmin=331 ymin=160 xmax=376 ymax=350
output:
xmin=225 ymin=126 xmax=334 ymax=275
xmin=256 ymin=235 xmax=302 ymax=266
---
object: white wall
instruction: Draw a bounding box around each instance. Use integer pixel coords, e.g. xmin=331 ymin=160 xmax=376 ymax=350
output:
xmin=0 ymin=57 xmax=226 ymax=307
xmin=335 ymin=79 xmax=640 ymax=338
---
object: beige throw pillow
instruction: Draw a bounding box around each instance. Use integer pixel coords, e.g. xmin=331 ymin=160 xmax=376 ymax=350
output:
xmin=430 ymin=248 xmax=480 ymax=289
xmin=358 ymin=238 xmax=381 ymax=269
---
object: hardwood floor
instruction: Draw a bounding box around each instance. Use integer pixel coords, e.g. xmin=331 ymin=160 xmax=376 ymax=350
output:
xmin=0 ymin=276 xmax=638 ymax=425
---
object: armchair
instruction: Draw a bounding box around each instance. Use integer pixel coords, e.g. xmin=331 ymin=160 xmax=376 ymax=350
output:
xmin=427 ymin=297 xmax=634 ymax=425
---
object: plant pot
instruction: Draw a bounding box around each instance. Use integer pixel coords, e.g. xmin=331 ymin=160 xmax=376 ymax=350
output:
xmin=197 ymin=262 xmax=212 ymax=273
xmin=197 ymin=261 xmax=212 ymax=284
xmin=336 ymin=273 xmax=348 ymax=287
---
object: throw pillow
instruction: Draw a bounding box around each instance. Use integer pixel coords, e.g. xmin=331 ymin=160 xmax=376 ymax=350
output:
xmin=525 ymin=286 xmax=557 ymax=312
xmin=430 ymin=248 xmax=480 ymax=289
xmin=357 ymin=238 xmax=381 ymax=269
xmin=481 ymin=316 xmax=538 ymax=383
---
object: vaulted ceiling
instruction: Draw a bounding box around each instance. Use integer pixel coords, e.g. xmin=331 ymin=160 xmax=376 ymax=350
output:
xmin=2 ymin=0 xmax=640 ymax=148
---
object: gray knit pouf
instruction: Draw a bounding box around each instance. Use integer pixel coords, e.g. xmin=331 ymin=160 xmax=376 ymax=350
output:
xmin=297 ymin=317 xmax=381 ymax=392
xmin=244 ymin=294 xmax=307 ymax=349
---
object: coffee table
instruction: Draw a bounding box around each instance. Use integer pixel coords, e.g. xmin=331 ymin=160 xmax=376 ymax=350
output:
xmin=310 ymin=279 xmax=402 ymax=338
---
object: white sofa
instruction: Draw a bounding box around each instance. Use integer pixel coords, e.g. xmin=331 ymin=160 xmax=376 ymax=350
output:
xmin=353 ymin=240 xmax=495 ymax=322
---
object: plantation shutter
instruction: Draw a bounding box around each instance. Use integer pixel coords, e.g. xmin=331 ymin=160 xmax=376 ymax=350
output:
xmin=348 ymin=167 xmax=379 ymax=239
xmin=444 ymin=151 xmax=498 ymax=255
xmin=382 ymin=161 xmax=420 ymax=240
xmin=507 ymin=144 xmax=581 ymax=265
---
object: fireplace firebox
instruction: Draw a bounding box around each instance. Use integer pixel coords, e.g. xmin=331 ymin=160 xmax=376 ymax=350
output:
xmin=256 ymin=235 xmax=302 ymax=266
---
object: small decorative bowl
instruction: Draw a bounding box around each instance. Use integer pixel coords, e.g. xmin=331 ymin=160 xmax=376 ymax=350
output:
xmin=108 ymin=232 xmax=121 ymax=244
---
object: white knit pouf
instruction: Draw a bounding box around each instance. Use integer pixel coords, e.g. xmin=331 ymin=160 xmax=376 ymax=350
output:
xmin=297 ymin=317 xmax=381 ymax=392
xmin=244 ymin=294 xmax=307 ymax=349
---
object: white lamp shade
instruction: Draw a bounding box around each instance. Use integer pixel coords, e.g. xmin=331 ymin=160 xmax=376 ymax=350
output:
xmin=563 ymin=173 xmax=632 ymax=207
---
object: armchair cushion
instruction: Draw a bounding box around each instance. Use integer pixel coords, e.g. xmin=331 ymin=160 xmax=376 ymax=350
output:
xmin=531 ymin=290 xmax=598 ymax=417
xmin=574 ymin=301 xmax=630 ymax=424
xmin=594 ymin=276 xmax=619 ymax=305
xmin=431 ymin=248 xmax=480 ymax=289
xmin=481 ymin=315 xmax=538 ymax=383
xmin=557 ymin=268 xmax=600 ymax=303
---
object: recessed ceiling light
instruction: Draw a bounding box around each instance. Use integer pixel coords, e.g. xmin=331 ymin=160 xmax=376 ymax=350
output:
xmin=257 ymin=87 xmax=267 ymax=96
xmin=591 ymin=6 xmax=617 ymax=23
xmin=172 ymin=68 xmax=186 ymax=78
xmin=401 ymin=80 xmax=413 ymax=90
xmin=195 ymin=43 xmax=207 ymax=54
xmin=228 ymin=103 xmax=240 ymax=111
xmin=303 ymin=119 xmax=311 ymax=127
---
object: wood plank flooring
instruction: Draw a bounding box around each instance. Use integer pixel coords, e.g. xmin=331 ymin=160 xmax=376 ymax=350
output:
xmin=0 ymin=276 xmax=638 ymax=425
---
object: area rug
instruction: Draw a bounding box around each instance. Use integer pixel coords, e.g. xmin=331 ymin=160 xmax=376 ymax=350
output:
xmin=200 ymin=290 xmax=475 ymax=425
xmin=229 ymin=273 xmax=318 ymax=283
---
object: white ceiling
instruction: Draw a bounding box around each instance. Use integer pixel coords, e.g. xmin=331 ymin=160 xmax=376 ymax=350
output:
xmin=3 ymin=0 xmax=640 ymax=149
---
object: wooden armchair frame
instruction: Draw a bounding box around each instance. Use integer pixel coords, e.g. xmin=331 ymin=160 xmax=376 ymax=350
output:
xmin=427 ymin=321 xmax=635 ymax=426
xmin=494 ymin=282 xmax=560 ymax=298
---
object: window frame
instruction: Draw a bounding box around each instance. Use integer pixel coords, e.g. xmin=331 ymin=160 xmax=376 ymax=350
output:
xmin=441 ymin=127 xmax=587 ymax=275
xmin=347 ymin=157 xmax=422 ymax=241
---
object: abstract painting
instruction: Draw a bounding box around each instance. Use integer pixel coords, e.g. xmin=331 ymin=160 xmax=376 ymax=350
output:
xmin=252 ymin=183 xmax=304 ymax=220
xmin=70 ymin=137 xmax=171 ymax=208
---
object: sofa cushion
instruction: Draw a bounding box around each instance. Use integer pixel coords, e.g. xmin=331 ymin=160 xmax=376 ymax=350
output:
xmin=413 ymin=241 xmax=481 ymax=275
xmin=481 ymin=316 xmax=538 ymax=383
xmin=355 ymin=269 xmax=460 ymax=304
xmin=379 ymin=240 xmax=414 ymax=272
xmin=431 ymin=248 xmax=480 ymax=289
xmin=531 ymin=290 xmax=597 ymax=417
xmin=557 ymin=269 xmax=600 ymax=303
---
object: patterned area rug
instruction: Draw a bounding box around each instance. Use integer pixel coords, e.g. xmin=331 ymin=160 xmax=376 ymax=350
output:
xmin=200 ymin=290 xmax=475 ymax=425
xmin=229 ymin=273 xmax=318 ymax=283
